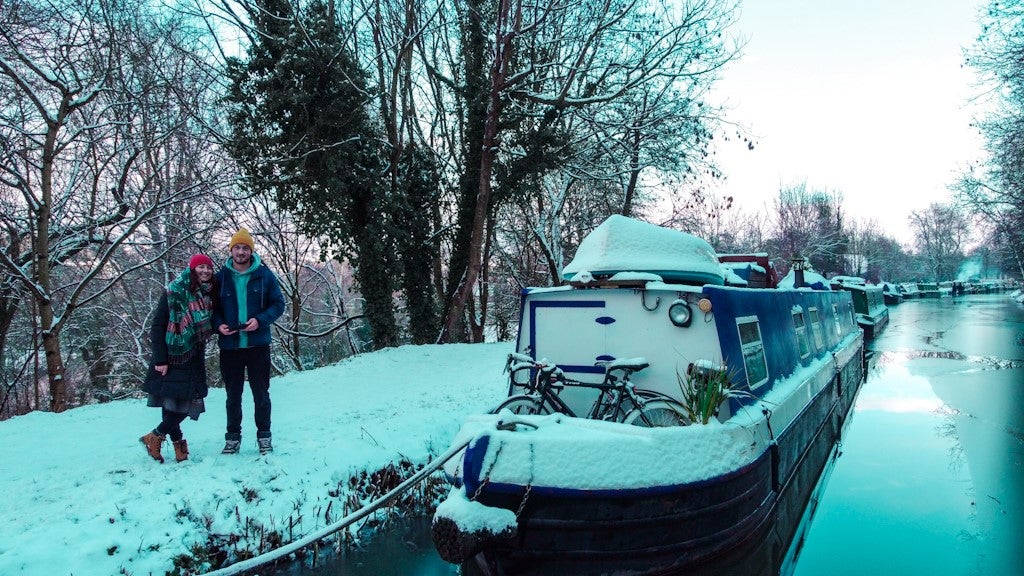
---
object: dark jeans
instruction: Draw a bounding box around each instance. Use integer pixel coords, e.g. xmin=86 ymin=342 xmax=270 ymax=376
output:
xmin=156 ymin=410 xmax=188 ymax=442
xmin=221 ymin=346 xmax=272 ymax=438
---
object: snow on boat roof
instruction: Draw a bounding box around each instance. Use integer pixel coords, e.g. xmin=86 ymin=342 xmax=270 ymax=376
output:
xmin=778 ymin=269 xmax=831 ymax=290
xmin=831 ymin=275 xmax=866 ymax=285
xmin=525 ymin=281 xmax=707 ymax=295
xmin=562 ymin=215 xmax=725 ymax=285
xmin=721 ymin=261 xmax=766 ymax=274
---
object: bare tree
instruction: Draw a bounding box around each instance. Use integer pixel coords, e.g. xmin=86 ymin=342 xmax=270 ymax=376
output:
xmin=0 ymin=0 xmax=231 ymax=412
xmin=909 ymin=203 xmax=971 ymax=281
xmin=842 ymin=218 xmax=910 ymax=282
xmin=956 ymin=0 xmax=1024 ymax=280
xmin=769 ymin=182 xmax=847 ymax=276
xmin=431 ymin=0 xmax=740 ymax=342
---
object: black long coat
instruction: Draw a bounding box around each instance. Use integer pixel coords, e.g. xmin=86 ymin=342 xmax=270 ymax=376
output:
xmin=142 ymin=293 xmax=209 ymax=401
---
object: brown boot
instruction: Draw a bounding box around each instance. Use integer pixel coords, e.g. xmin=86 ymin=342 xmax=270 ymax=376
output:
xmin=140 ymin=431 xmax=165 ymax=463
xmin=172 ymin=438 xmax=189 ymax=462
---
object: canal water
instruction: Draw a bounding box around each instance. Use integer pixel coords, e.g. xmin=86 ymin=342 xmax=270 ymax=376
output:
xmin=793 ymin=292 xmax=1024 ymax=576
xmin=277 ymin=293 xmax=1024 ymax=576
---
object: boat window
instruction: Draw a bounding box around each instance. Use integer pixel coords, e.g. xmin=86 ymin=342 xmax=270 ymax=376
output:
xmin=793 ymin=311 xmax=810 ymax=358
xmin=832 ymin=304 xmax=842 ymax=336
xmin=808 ymin=307 xmax=824 ymax=349
xmin=737 ymin=316 xmax=769 ymax=389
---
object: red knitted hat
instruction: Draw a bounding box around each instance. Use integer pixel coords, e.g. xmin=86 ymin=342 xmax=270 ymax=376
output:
xmin=188 ymin=253 xmax=215 ymax=271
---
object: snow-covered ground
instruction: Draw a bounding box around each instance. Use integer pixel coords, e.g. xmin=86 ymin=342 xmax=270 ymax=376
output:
xmin=0 ymin=342 xmax=512 ymax=576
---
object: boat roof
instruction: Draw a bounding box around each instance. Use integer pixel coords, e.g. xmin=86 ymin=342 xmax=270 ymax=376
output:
xmin=562 ymin=215 xmax=725 ymax=286
xmin=717 ymin=253 xmax=780 ymax=288
xmin=778 ymin=269 xmax=831 ymax=290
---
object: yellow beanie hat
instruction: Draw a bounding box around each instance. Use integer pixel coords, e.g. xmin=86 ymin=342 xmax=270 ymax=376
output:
xmin=228 ymin=228 xmax=255 ymax=251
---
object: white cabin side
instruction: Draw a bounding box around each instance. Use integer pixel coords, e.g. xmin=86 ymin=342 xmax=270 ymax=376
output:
xmin=511 ymin=284 xmax=724 ymax=416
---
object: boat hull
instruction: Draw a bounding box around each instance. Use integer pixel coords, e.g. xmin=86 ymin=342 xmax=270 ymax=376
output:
xmin=856 ymin=309 xmax=889 ymax=339
xmin=917 ymin=283 xmax=941 ymax=298
xmin=837 ymin=284 xmax=889 ymax=339
xmin=466 ymin=452 xmax=775 ymax=576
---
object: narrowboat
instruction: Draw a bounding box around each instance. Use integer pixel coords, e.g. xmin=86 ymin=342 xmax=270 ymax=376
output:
xmin=881 ymin=282 xmax=903 ymax=306
xmin=829 ymin=276 xmax=889 ymax=339
xmin=718 ymin=253 xmax=780 ymax=288
xmin=898 ymin=282 xmax=921 ymax=299
xmin=431 ymin=216 xmax=866 ymax=576
xmin=917 ymin=282 xmax=941 ymax=298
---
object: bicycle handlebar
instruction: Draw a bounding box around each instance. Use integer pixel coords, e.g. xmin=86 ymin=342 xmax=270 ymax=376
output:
xmin=506 ymin=354 xmax=569 ymax=393
xmin=505 ymin=352 xmax=535 ymax=370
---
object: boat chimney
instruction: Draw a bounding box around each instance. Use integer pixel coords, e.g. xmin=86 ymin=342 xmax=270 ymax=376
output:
xmin=792 ymin=254 xmax=807 ymax=288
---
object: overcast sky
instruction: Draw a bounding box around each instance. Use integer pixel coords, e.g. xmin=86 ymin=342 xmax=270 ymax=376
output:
xmin=710 ymin=0 xmax=988 ymax=246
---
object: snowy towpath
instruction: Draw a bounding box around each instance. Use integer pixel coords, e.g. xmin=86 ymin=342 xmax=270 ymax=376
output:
xmin=0 ymin=342 xmax=511 ymax=576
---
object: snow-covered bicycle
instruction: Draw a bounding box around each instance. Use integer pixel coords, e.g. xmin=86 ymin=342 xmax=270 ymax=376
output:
xmin=494 ymin=352 xmax=690 ymax=427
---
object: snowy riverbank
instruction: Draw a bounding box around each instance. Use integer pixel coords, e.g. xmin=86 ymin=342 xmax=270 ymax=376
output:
xmin=0 ymin=342 xmax=512 ymax=576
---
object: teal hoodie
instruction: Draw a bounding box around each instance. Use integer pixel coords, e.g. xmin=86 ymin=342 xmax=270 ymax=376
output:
xmin=231 ymin=254 xmax=259 ymax=348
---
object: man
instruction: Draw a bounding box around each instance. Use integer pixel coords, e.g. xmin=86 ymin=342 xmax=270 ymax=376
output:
xmin=213 ymin=227 xmax=285 ymax=455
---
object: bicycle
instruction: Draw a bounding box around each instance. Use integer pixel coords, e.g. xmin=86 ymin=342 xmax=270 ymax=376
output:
xmin=494 ymin=353 xmax=690 ymax=427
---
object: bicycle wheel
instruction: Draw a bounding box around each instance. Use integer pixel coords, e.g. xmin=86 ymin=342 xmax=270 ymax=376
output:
xmin=623 ymin=399 xmax=690 ymax=427
xmin=492 ymin=395 xmax=550 ymax=416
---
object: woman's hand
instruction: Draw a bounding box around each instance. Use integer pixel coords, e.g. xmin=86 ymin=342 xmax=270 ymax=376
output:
xmin=155 ymin=364 xmax=168 ymax=376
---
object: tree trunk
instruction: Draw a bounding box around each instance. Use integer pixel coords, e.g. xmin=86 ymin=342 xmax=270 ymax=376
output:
xmin=0 ymin=291 xmax=19 ymax=376
xmin=443 ymin=0 xmax=514 ymax=343
xmin=40 ymin=118 xmax=67 ymax=412
xmin=290 ymin=291 xmax=303 ymax=371
xmin=622 ymin=127 xmax=642 ymax=217
xmin=42 ymin=321 xmax=67 ymax=413
xmin=469 ymin=212 xmax=495 ymax=343
xmin=1013 ymin=239 xmax=1024 ymax=280
xmin=355 ymin=224 xmax=399 ymax=349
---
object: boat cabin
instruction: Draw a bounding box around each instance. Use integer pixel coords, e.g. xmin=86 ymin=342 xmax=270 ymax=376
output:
xmin=718 ymin=253 xmax=780 ymax=288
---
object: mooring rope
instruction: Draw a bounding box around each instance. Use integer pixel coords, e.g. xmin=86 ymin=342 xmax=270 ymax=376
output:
xmin=201 ymin=436 xmax=474 ymax=576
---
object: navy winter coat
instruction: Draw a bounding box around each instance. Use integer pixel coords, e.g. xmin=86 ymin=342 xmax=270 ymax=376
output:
xmin=212 ymin=256 xmax=285 ymax=350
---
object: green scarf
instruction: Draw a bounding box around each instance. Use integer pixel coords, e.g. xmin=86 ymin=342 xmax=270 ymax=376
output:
xmin=165 ymin=268 xmax=214 ymax=364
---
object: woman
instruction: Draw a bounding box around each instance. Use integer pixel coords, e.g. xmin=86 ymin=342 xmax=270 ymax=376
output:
xmin=139 ymin=254 xmax=217 ymax=463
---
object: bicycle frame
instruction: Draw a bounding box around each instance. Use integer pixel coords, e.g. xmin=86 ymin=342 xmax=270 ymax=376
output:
xmin=505 ymin=356 xmax=648 ymax=422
